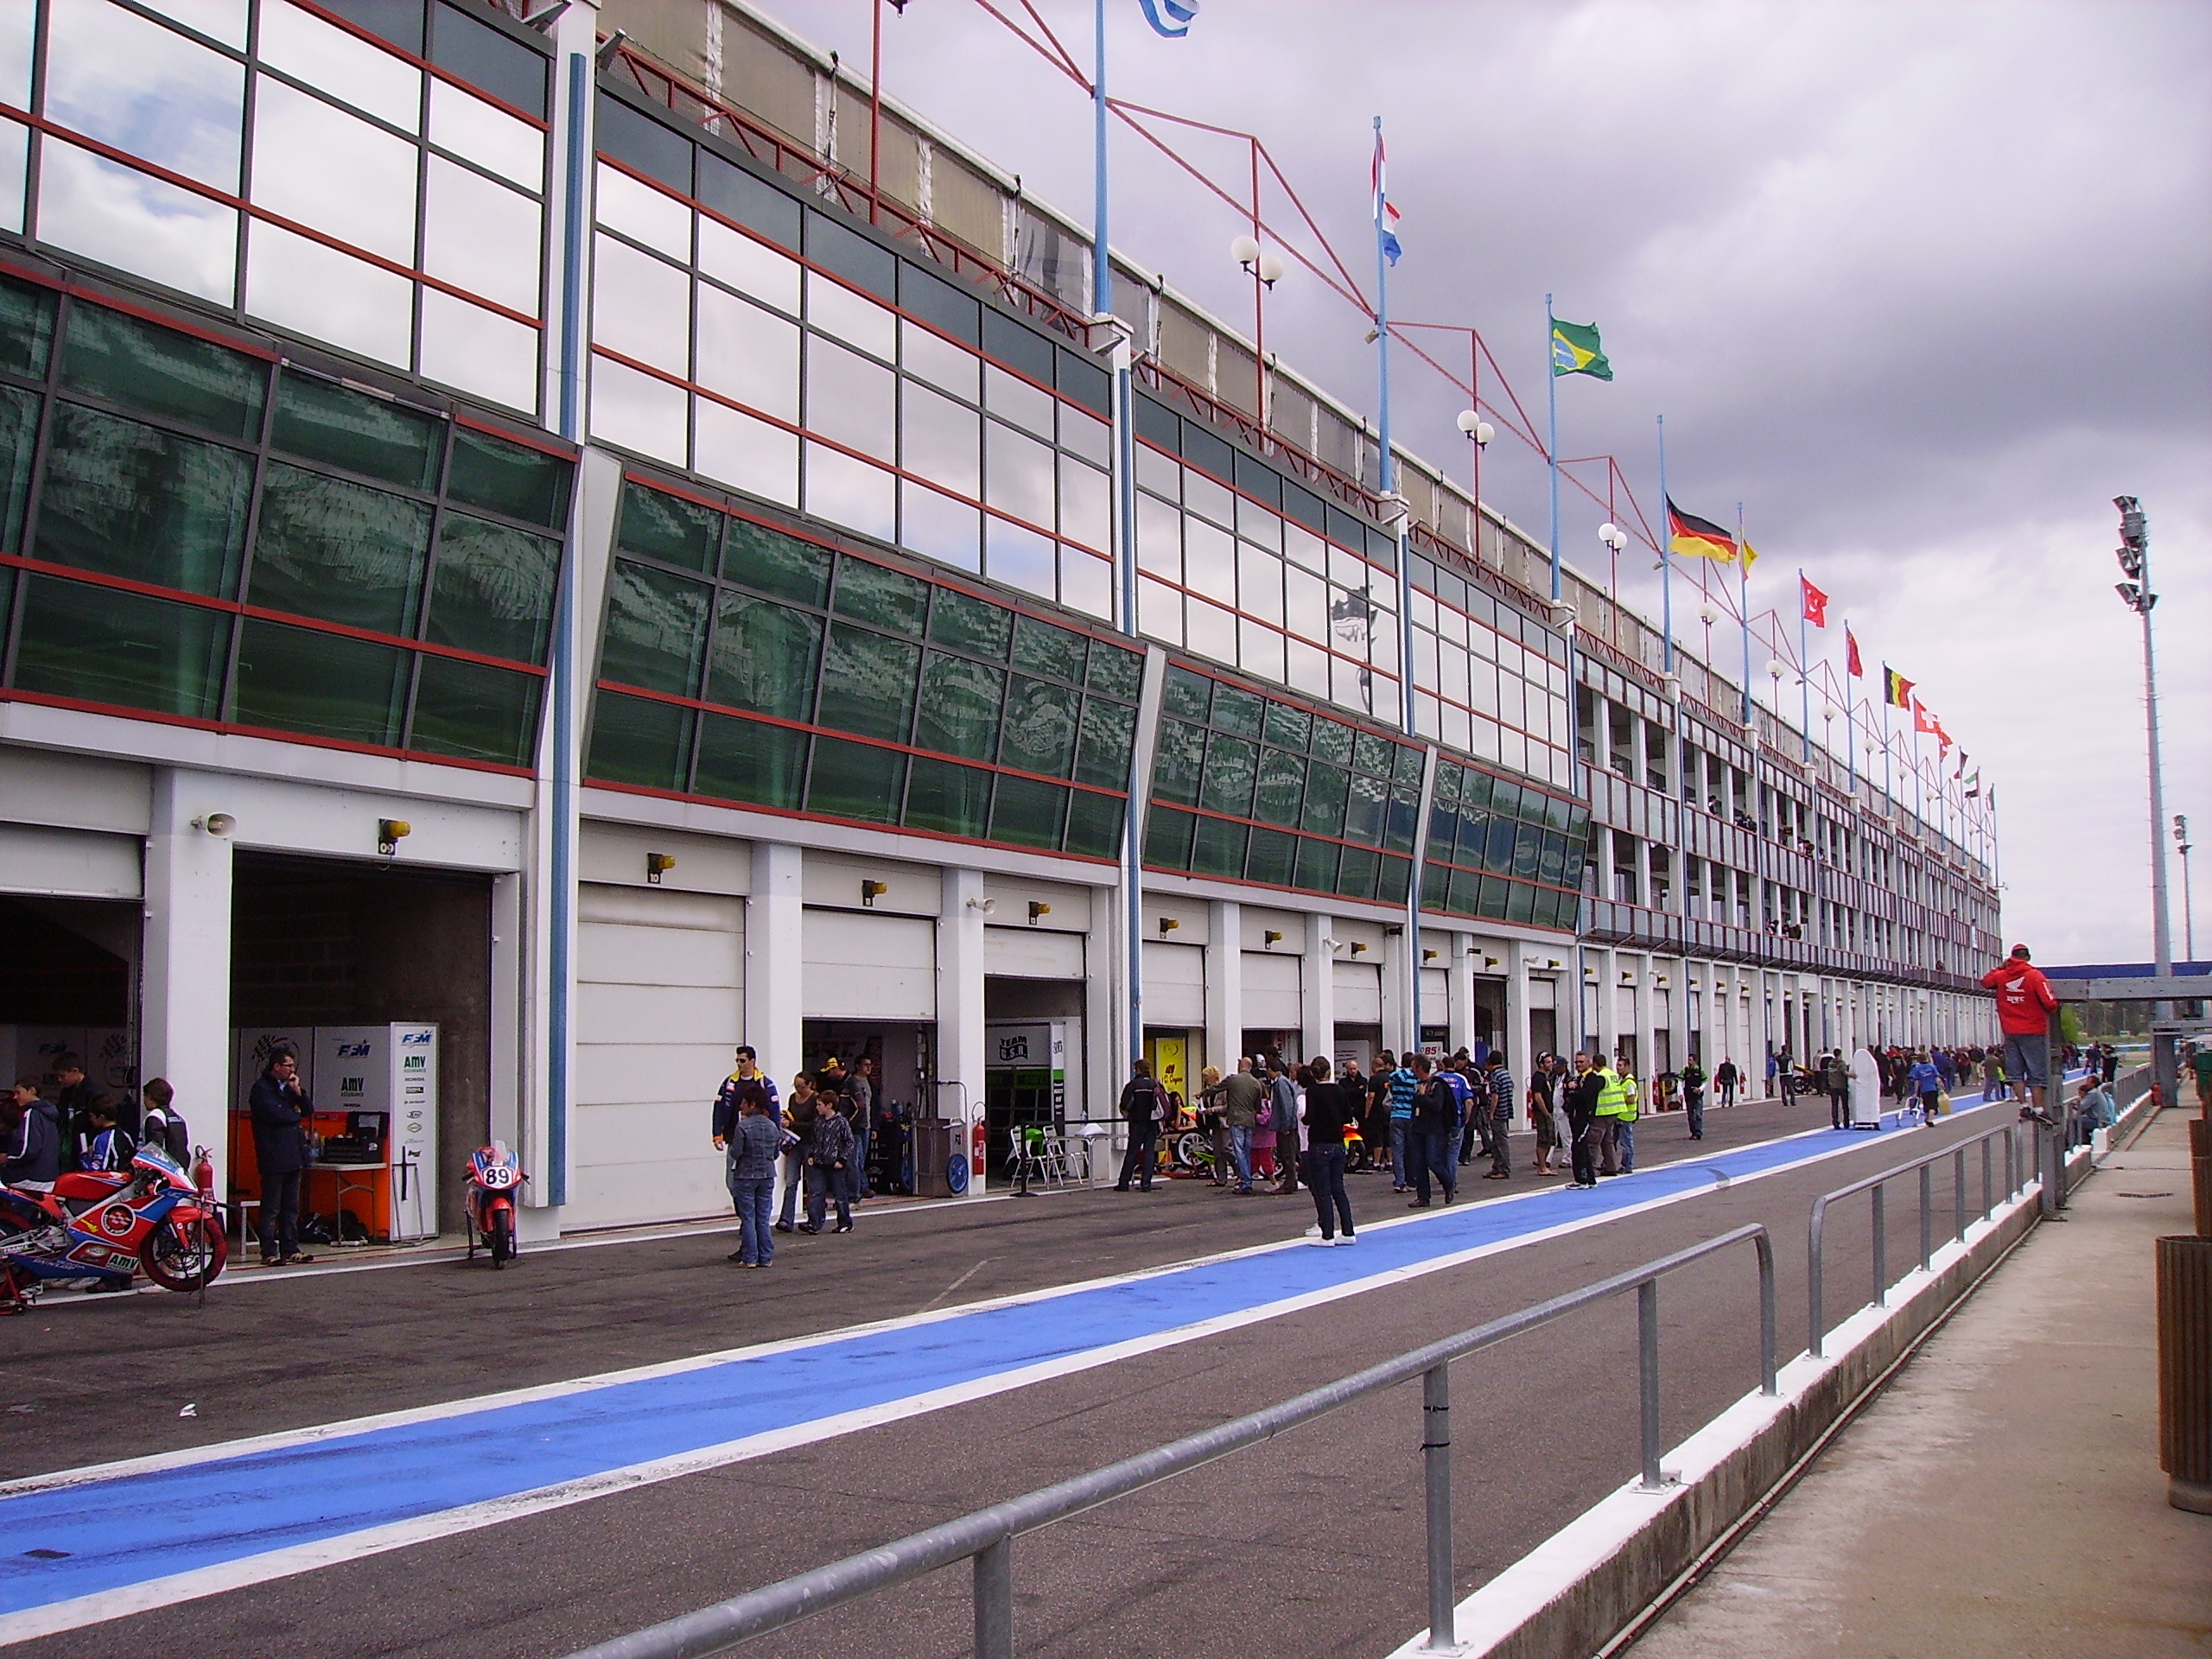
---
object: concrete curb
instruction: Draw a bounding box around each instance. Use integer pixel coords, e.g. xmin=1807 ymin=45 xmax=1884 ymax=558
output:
xmin=1385 ymin=1180 xmax=2048 ymax=1659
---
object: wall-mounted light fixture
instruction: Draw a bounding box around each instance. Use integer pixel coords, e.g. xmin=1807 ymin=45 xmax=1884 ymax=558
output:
xmin=192 ymin=812 xmax=235 ymax=837
xmin=378 ymin=818 xmax=410 ymax=856
xmin=1349 ymin=941 xmax=1369 ymax=957
xmin=1484 ymin=956 xmax=1500 ymax=970
xmin=645 ymin=852 xmax=676 ymax=885
xmin=861 ymin=880 xmax=889 ymax=907
xmin=1158 ymin=917 xmax=1179 ymax=935
xmin=1382 ymin=923 xmax=1404 ymax=938
xmin=965 ymin=895 xmax=997 ymax=914
xmin=1546 ymin=958 xmax=1561 ymax=969
xmin=1029 ymin=901 xmax=1051 ymax=925
xmin=1322 ymin=937 xmax=1343 ymax=952
xmin=1264 ymin=929 xmax=1284 ymax=947
xmin=1422 ymin=948 xmax=1439 ymax=963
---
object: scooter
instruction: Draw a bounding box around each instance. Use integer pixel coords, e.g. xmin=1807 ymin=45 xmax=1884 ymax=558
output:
xmin=462 ymin=1141 xmax=524 ymax=1268
xmin=0 ymin=1142 xmax=228 ymax=1313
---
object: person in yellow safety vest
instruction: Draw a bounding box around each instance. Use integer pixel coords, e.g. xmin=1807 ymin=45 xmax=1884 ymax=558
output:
xmin=1615 ymin=1064 xmax=1641 ymax=1173
xmin=1590 ymin=1061 xmax=1630 ymax=1178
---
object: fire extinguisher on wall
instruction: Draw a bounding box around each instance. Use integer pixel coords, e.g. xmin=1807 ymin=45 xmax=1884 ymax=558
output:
xmin=970 ymin=1115 xmax=987 ymax=1179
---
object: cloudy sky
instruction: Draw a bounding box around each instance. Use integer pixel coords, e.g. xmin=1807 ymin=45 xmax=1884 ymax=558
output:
xmin=764 ymin=0 xmax=2210 ymax=967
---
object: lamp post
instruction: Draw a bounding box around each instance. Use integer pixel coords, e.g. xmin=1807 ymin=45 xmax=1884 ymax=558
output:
xmin=1455 ymin=407 xmax=1493 ymax=557
xmin=2177 ymin=815 xmax=2196 ymax=964
xmin=1230 ymin=232 xmax=1283 ymax=422
xmin=2112 ymin=494 xmax=2176 ymax=1105
xmin=1599 ymin=521 xmax=1627 ymax=604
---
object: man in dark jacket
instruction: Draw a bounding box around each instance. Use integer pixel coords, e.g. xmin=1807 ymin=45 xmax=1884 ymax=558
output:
xmin=804 ymin=1096 xmax=856 ymax=1234
xmin=1115 ymin=1059 xmax=1166 ymax=1192
xmin=725 ymin=1084 xmax=784 ymax=1267
xmin=2 ymin=1081 xmax=61 ymax=1234
xmin=250 ymin=1049 xmax=315 ymax=1266
xmin=53 ymin=1054 xmax=116 ymax=1173
xmin=1407 ymin=1055 xmax=1458 ymax=1209
xmin=1564 ymin=1052 xmax=1605 ymax=1188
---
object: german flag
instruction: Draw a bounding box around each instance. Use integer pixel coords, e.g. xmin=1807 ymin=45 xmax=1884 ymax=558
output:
xmin=1667 ymin=498 xmax=1737 ymax=563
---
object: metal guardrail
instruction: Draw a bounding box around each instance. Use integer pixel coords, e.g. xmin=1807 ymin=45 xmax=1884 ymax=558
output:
xmin=1807 ymin=1117 xmax=2028 ymax=1358
xmin=560 ymin=1224 xmax=1779 ymax=1659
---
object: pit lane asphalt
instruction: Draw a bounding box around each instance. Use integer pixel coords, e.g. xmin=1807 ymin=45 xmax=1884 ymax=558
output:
xmin=0 ymin=1093 xmax=2019 ymax=1659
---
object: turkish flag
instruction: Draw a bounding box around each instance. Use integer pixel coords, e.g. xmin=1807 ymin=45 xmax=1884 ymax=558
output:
xmin=1800 ymin=575 xmax=1829 ymax=628
xmin=1845 ymin=627 xmax=1862 ymax=677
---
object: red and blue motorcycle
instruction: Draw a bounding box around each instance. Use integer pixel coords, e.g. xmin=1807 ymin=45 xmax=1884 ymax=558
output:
xmin=1 ymin=1142 xmax=228 ymax=1312
xmin=462 ymin=1141 xmax=524 ymax=1268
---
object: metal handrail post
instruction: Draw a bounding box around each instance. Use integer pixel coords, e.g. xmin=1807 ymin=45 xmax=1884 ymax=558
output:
xmin=973 ymin=1538 xmax=1013 ymax=1659
xmin=1807 ymin=1196 xmax=1829 ymax=1358
xmin=1637 ymin=1280 xmax=1665 ymax=1491
xmin=1917 ymin=1164 xmax=1933 ymax=1273
xmin=1953 ymin=1147 xmax=1967 ymax=1244
xmin=1980 ymin=1136 xmax=1993 ymax=1222
xmin=1421 ymin=1364 xmax=1455 ymax=1652
xmin=1754 ymin=1228 xmax=1779 ymax=1395
xmin=1872 ymin=1184 xmax=1887 ymax=1307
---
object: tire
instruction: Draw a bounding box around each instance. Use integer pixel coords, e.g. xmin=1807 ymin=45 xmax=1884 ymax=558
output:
xmin=139 ymin=1211 xmax=228 ymax=1292
xmin=1174 ymin=1131 xmax=1203 ymax=1170
xmin=490 ymin=1209 xmax=515 ymax=1267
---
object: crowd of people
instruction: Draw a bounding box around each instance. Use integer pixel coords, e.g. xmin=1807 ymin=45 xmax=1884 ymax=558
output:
xmin=710 ymin=1046 xmax=901 ymax=1268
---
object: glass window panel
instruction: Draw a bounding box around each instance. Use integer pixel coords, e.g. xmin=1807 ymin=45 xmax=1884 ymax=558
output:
xmin=1286 ymin=637 xmax=1329 ymax=699
xmin=982 ymin=308 xmax=1054 ymax=385
xmin=0 ymin=385 xmax=34 ymax=550
xmin=983 ymin=420 xmax=1054 ymax=527
xmin=706 ymin=589 xmax=819 ymax=721
xmin=1237 ymin=620 xmax=1285 ymax=685
xmin=834 ymin=557 xmax=927 ymax=634
xmin=697 ymin=149 xmax=799 ymax=251
xmin=14 ymin=573 xmax=226 ymax=717
xmin=1162 ymin=664 xmax=1211 ymax=721
xmin=699 ymin=216 xmax=799 ymax=316
xmin=448 ymin=426 xmax=567 ymax=527
xmin=1244 ymin=826 xmax=1296 ymax=888
xmin=898 ymin=262 xmax=981 ymax=346
xmin=1310 ymin=715 xmax=1355 ymax=766
xmin=1236 ymin=496 xmax=1282 ymax=552
xmin=1145 ymin=804 xmax=1195 ymax=870
xmin=588 ymin=355 xmax=686 ymax=466
xmin=1295 ymin=834 xmax=1339 ymax=894
xmin=1137 ymin=575 xmax=1182 ymax=645
xmin=1349 ymin=729 xmax=1391 ymax=777
xmin=694 ymin=398 xmax=798 ymax=506
xmin=1086 ymin=641 xmax=1142 ymax=702
xmin=1300 ymin=760 xmax=1348 ymax=836
xmin=1376 ymin=855 xmax=1411 ymax=907
xmin=418 ymin=289 xmax=538 ymax=414
xmin=0 ymin=274 xmax=54 ymax=378
xmin=899 ymin=480 xmax=980 ymax=572
xmin=600 ymin=557 xmax=709 ymax=695
xmin=1198 ymin=732 xmax=1256 ymax=817
xmin=1383 ymin=783 xmax=1421 ymax=854
xmin=995 ymin=779 xmax=1071 ymax=858
xmin=1284 ymin=564 xmax=1327 ymax=644
xmin=900 ymin=381 xmax=979 ymax=497
xmin=804 ymin=339 xmax=894 ymax=461
xmin=244 ymin=220 xmax=413 ymax=370
xmin=585 ymin=689 xmax=692 ymax=790
xmin=806 ymin=734 xmax=905 ymax=823
xmin=904 ymin=755 xmax=993 ymax=838
xmin=901 ymin=321 xmax=980 ymax=403
xmin=806 ymin=272 xmax=896 ymax=362
xmin=1074 ymin=696 xmax=1134 ymax=789
xmin=35 ymin=404 xmax=250 ymax=596
xmin=1135 ymin=493 xmax=1181 ymax=581
xmin=1262 ymin=700 xmax=1311 ymax=751
xmin=1421 ymin=860 xmax=1451 ymax=914
xmin=1253 ymin=746 xmax=1306 ymax=828
xmin=1336 ymin=845 xmax=1379 ymax=900
xmin=248 ymin=461 xmax=429 ymax=634
xmin=409 ymin=653 xmax=539 ymax=766
xmin=913 ymin=651 xmax=1003 ymax=760
xmin=1237 ymin=541 xmax=1285 ymax=626
xmin=983 ymin=515 xmax=1055 ymax=601
xmin=1211 ymin=684 xmax=1262 ymax=737
xmin=722 ymin=517 xmax=830 ymax=605
xmin=1342 ymin=771 xmax=1388 ymax=846
xmin=259 ymin=1 xmax=418 ymax=130
xmin=1185 ymin=517 xmax=1235 ymax=598
xmin=48 ymin=0 xmax=242 ymax=188
xmin=1149 ymin=718 xmax=1204 ymax=805
xmin=617 ymin=481 xmax=718 ymax=571
xmin=1011 ymin=613 xmax=1086 ymax=683
xmin=1445 ymin=865 xmax=1478 ymax=917
xmin=1135 ymin=441 xmax=1179 ymax=499
xmin=250 ymin=79 xmax=416 ymax=262
xmin=1485 ymin=817 xmax=1518 ymax=875
xmin=1183 ymin=467 xmax=1234 ymax=529
xmin=1186 ymin=595 xmax=1236 ymax=665
xmin=591 ymin=233 xmax=685 ymax=374
xmin=983 ymin=363 xmax=1052 ymax=438
xmin=1058 ymin=456 xmax=1108 ymax=552
xmin=1055 ymin=551 xmax=1106 ymax=622
xmin=1000 ymin=675 xmax=1077 ymax=777
xmin=1060 ymin=408 xmax=1109 ymax=467
xmin=61 ymin=302 xmax=264 ymax=440
xmin=803 ymin=209 xmax=896 ymax=301
xmin=816 ymin=621 xmax=918 ymax=741
xmin=1064 ymin=788 xmax=1122 ymax=859
xmin=690 ymin=285 xmax=798 ymax=422
xmin=804 ymin=443 xmax=896 ymax=540
xmin=0 ymin=3 xmax=22 ymax=106
xmin=929 ymin=588 xmax=1010 ymax=658
xmin=594 ymin=161 xmax=689 ymax=260
xmin=1192 ymin=814 xmax=1248 ymax=879
xmin=425 ymin=158 xmax=542 ymax=318
xmin=424 ymin=511 xmax=558 ymax=664
xmin=695 ymin=711 xmax=807 ymax=810
xmin=429 ymin=1 xmax=545 ymax=118
xmin=426 ymin=76 xmax=542 ymax=192
xmin=38 ymin=141 xmax=237 ymax=306
xmin=233 ymin=617 xmax=406 ymax=744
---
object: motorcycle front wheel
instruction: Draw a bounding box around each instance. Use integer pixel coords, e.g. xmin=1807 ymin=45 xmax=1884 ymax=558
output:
xmin=140 ymin=1212 xmax=228 ymax=1292
xmin=489 ymin=1210 xmax=515 ymax=1268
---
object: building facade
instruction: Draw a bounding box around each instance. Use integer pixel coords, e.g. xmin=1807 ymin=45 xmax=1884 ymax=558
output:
xmin=0 ymin=0 xmax=1998 ymax=1236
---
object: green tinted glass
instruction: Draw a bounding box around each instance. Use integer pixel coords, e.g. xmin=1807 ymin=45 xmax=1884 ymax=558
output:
xmin=600 ymin=559 xmax=709 ymax=696
xmin=424 ymin=513 xmax=560 ymax=664
xmin=1336 ymin=845 xmax=1378 ymax=900
xmin=1310 ymin=716 xmax=1354 ymax=765
xmin=928 ymin=588 xmax=1012 ymax=658
xmin=248 ymin=462 xmax=430 ymax=635
xmin=1064 ymin=789 xmax=1122 ymax=859
xmin=60 ymin=303 xmax=264 ymax=440
xmin=904 ymin=755 xmax=993 ymax=837
xmin=410 ymin=655 xmax=542 ymax=766
xmin=724 ymin=518 xmax=831 ymax=606
xmin=695 ymin=712 xmax=808 ymax=809
xmin=1478 ymin=874 xmax=1511 ymax=920
xmin=1245 ymin=827 xmax=1296 ymax=887
xmin=1011 ymin=613 xmax=1087 ymax=683
xmin=1085 ymin=640 xmax=1142 ymax=702
xmin=1072 ymin=696 xmax=1135 ymax=789
xmin=0 ymin=385 xmax=35 ymax=550
xmin=1485 ymin=818 xmax=1517 ymax=874
xmin=1150 ymin=718 xmax=1204 ymax=805
xmin=1198 ymin=733 xmax=1256 ymax=817
xmin=1377 ymin=855 xmax=1411 ymax=906
xmin=0 ymin=275 xmax=55 ymax=377
xmin=1000 ymin=676 xmax=1078 ymax=777
xmin=447 ymin=427 xmax=569 ymax=529
xmin=914 ymin=652 xmax=1003 ymax=761
xmin=1145 ymin=804 xmax=1195 ymax=869
xmin=1459 ymin=768 xmax=1494 ymax=810
xmin=36 ymin=404 xmax=250 ymax=596
xmin=1341 ymin=772 xmax=1387 ymax=846
xmin=817 ymin=624 xmax=918 ymax=741
xmin=1211 ymin=684 xmax=1262 ymax=738
xmin=271 ymin=371 xmax=441 ymax=490
xmin=1300 ymin=760 xmax=1348 ymax=836
xmin=1192 ymin=815 xmax=1248 ymax=878
xmin=1506 ymin=880 xmax=1537 ymax=925
xmin=807 ymin=734 xmax=906 ymax=823
xmin=1421 ymin=861 xmax=1451 ymax=912
xmin=1262 ymin=699 xmax=1311 ymax=752
xmin=1448 ymin=866 xmax=1480 ymax=917
xmin=833 ymin=557 xmax=927 ymax=634
xmin=1395 ymin=744 xmax=1426 ymax=785
xmin=1428 ymin=801 xmax=1460 ymax=860
xmin=1252 ymin=747 xmax=1305 ymax=828
xmin=233 ymin=619 xmax=408 ymax=746
xmin=1294 ymin=835 xmax=1338 ymax=894
xmin=1161 ymin=664 xmax=1211 ymax=721
xmin=1513 ymin=823 xmax=1544 ymax=880
xmin=707 ymin=591 xmax=820 ymax=721
xmin=13 ymin=574 xmax=226 ymax=718
xmin=1433 ymin=760 xmax=1463 ymax=804
xmin=617 ymin=481 xmax=719 ymax=571
xmin=585 ymin=690 xmax=694 ymax=790
xmin=1383 ymin=785 xmax=1421 ymax=854
xmin=1352 ymin=729 xmax=1394 ymax=777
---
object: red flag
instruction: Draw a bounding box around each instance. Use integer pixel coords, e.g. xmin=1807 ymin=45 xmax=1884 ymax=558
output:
xmin=1800 ymin=575 xmax=1829 ymax=628
xmin=1912 ymin=697 xmax=1940 ymax=735
xmin=1846 ymin=627 xmax=1863 ymax=677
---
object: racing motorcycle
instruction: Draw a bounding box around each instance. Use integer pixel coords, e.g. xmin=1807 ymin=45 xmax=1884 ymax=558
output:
xmin=462 ymin=1141 xmax=524 ymax=1268
xmin=0 ymin=1142 xmax=228 ymax=1312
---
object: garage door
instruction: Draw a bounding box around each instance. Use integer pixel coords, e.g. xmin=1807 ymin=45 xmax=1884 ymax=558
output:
xmin=804 ymin=908 xmax=935 ymax=1018
xmin=573 ymin=883 xmax=743 ymax=1230
xmin=985 ymin=925 xmax=1084 ymax=978
xmin=1141 ymin=940 xmax=1205 ymax=1026
xmin=1243 ymin=950 xmax=1300 ymax=1026
xmin=1333 ymin=962 xmax=1382 ymax=1022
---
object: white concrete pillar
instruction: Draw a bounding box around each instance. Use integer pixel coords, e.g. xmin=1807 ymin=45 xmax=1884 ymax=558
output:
xmin=1300 ymin=908 xmax=1336 ymax=1068
xmin=1446 ymin=930 xmax=1478 ymax=1056
xmin=939 ymin=868 xmax=988 ymax=1192
xmin=748 ymin=842 xmax=804 ymax=1213
xmin=1205 ymin=899 xmax=1242 ymax=1076
xmin=143 ymin=770 xmax=233 ymax=1206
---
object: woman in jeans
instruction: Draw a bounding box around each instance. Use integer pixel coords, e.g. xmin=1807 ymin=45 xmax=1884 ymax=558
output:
xmin=1300 ymin=1058 xmax=1356 ymax=1243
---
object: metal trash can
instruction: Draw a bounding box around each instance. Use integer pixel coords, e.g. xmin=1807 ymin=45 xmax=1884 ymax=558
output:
xmin=912 ymin=1118 xmax=957 ymax=1198
xmin=2158 ymin=1233 xmax=2212 ymax=1514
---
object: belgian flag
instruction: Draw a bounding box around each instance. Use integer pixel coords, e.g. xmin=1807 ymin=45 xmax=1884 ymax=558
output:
xmin=1883 ymin=666 xmax=1914 ymax=709
xmin=1667 ymin=498 xmax=1737 ymax=563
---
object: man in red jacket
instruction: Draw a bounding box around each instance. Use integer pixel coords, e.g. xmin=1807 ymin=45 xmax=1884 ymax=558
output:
xmin=1981 ymin=944 xmax=2059 ymax=1112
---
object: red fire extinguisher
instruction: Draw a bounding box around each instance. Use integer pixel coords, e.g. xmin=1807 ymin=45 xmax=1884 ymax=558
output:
xmin=970 ymin=1116 xmax=987 ymax=1176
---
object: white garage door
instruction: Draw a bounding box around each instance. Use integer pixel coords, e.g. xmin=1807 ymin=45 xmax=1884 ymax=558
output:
xmin=1243 ymin=950 xmax=1301 ymax=1026
xmin=573 ymin=883 xmax=743 ymax=1230
xmin=1333 ymin=962 xmax=1382 ymax=1022
xmin=985 ymin=925 xmax=1084 ymax=978
xmin=804 ymin=908 xmax=936 ymax=1018
xmin=1141 ymin=940 xmax=1205 ymax=1026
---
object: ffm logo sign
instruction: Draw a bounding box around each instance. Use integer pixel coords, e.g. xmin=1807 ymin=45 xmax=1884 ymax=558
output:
xmin=336 ymin=1043 xmax=372 ymax=1058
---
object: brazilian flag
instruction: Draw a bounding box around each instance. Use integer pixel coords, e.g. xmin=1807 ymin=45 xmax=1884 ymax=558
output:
xmin=1551 ymin=318 xmax=1611 ymax=380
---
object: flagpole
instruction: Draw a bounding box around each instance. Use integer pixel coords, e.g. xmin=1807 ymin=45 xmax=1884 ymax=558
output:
xmin=1844 ymin=620 xmax=1857 ymax=795
xmin=1657 ymin=416 xmax=1674 ymax=673
xmin=1881 ymin=690 xmax=1892 ymax=815
xmin=1736 ymin=503 xmax=1751 ymax=726
xmin=1373 ymin=115 xmax=1418 ymax=1051
xmin=1796 ymin=568 xmax=1811 ymax=762
xmin=1546 ymin=293 xmax=1561 ymax=602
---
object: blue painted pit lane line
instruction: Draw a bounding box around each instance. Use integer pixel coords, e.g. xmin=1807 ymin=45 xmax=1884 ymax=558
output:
xmin=0 ymin=1098 xmax=2037 ymax=1639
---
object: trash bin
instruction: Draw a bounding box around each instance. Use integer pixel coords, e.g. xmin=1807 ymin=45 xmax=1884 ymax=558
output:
xmin=2158 ymin=1233 xmax=2212 ymax=1514
xmin=912 ymin=1118 xmax=957 ymax=1198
